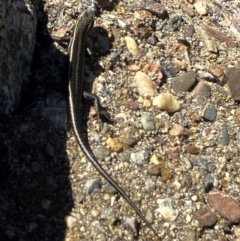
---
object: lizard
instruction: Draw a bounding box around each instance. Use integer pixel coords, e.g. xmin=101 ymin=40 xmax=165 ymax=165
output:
xmin=68 ymin=1 xmax=160 ymax=240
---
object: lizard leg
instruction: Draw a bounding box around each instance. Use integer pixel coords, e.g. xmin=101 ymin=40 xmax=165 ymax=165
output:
xmin=83 ymin=91 xmax=114 ymax=124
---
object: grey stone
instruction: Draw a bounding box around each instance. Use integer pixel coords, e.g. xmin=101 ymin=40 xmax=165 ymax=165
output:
xmin=130 ymin=150 xmax=150 ymax=165
xmin=205 ymin=173 xmax=214 ymax=188
xmin=45 ymin=176 xmax=58 ymax=191
xmin=141 ymin=112 xmax=155 ymax=131
xmin=124 ymin=217 xmax=138 ymax=234
xmin=183 ymin=230 xmax=197 ymax=241
xmin=221 ymin=125 xmax=229 ymax=146
xmin=189 ymin=156 xmax=216 ymax=172
xmin=119 ymin=127 xmax=142 ymax=147
xmin=171 ymin=72 xmax=197 ymax=93
xmin=93 ymin=146 xmax=110 ymax=161
xmin=226 ymin=68 xmax=240 ymax=101
xmin=41 ymin=106 xmax=68 ymax=129
xmin=102 ymin=183 xmax=117 ymax=194
xmin=75 ymin=194 xmax=84 ymax=203
xmin=116 ymin=150 xmax=131 ymax=162
xmin=202 ymin=103 xmax=217 ymax=121
xmin=31 ymin=161 xmax=41 ymax=172
xmin=197 ymin=70 xmax=215 ymax=81
xmin=85 ymin=178 xmax=102 ymax=195
xmin=101 ymin=207 xmax=116 ymax=220
xmin=193 ymin=81 xmax=211 ymax=104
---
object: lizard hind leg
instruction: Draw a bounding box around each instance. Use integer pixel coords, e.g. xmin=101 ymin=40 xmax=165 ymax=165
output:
xmin=83 ymin=91 xmax=114 ymax=124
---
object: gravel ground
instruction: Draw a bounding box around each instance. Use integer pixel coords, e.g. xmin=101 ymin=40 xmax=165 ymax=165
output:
xmin=1 ymin=0 xmax=240 ymax=240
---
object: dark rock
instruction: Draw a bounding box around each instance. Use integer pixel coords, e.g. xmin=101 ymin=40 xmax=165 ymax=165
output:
xmin=193 ymin=81 xmax=211 ymax=104
xmin=189 ymin=156 xmax=216 ymax=172
xmin=193 ymin=208 xmax=217 ymax=227
xmin=171 ymin=72 xmax=196 ymax=93
xmin=221 ymin=125 xmax=229 ymax=146
xmin=208 ymin=190 xmax=240 ymax=223
xmin=226 ymin=68 xmax=240 ymax=101
xmin=202 ymin=103 xmax=217 ymax=121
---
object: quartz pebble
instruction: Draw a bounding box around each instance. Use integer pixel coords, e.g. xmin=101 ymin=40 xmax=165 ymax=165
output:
xmin=65 ymin=215 xmax=77 ymax=228
xmin=210 ymin=67 xmax=225 ymax=82
xmin=135 ymin=71 xmax=156 ymax=97
xmin=153 ymin=93 xmax=181 ymax=113
xmin=150 ymin=154 xmax=160 ymax=165
xmin=236 ymin=108 xmax=240 ymax=122
xmin=156 ymin=198 xmax=179 ymax=221
xmin=194 ymin=1 xmax=207 ymax=15
xmin=124 ymin=36 xmax=141 ymax=57
xmin=233 ymin=227 xmax=240 ymax=237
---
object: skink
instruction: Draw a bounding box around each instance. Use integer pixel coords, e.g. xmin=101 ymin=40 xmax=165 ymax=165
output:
xmin=68 ymin=4 xmax=160 ymax=240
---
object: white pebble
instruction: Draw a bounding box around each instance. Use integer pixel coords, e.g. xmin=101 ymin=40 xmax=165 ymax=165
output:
xmin=124 ymin=36 xmax=142 ymax=57
xmin=135 ymin=71 xmax=156 ymax=97
xmin=153 ymin=93 xmax=181 ymax=113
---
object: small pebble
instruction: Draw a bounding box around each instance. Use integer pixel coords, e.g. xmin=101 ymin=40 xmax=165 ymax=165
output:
xmin=221 ymin=125 xmax=229 ymax=146
xmin=106 ymin=137 xmax=123 ymax=152
xmin=130 ymin=150 xmax=150 ymax=165
xmin=147 ymin=165 xmax=161 ymax=176
xmin=193 ymin=208 xmax=217 ymax=227
xmin=140 ymin=112 xmax=155 ymax=131
xmin=65 ymin=215 xmax=77 ymax=228
xmin=85 ymin=178 xmax=102 ymax=195
xmin=124 ymin=36 xmax=141 ymax=57
xmin=135 ymin=71 xmax=156 ymax=97
xmin=202 ymin=103 xmax=217 ymax=121
xmin=156 ymin=198 xmax=179 ymax=221
xmin=169 ymin=123 xmax=190 ymax=136
xmin=194 ymin=1 xmax=207 ymax=15
xmin=124 ymin=217 xmax=138 ymax=234
xmin=171 ymin=72 xmax=196 ymax=93
xmin=153 ymin=93 xmax=181 ymax=113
